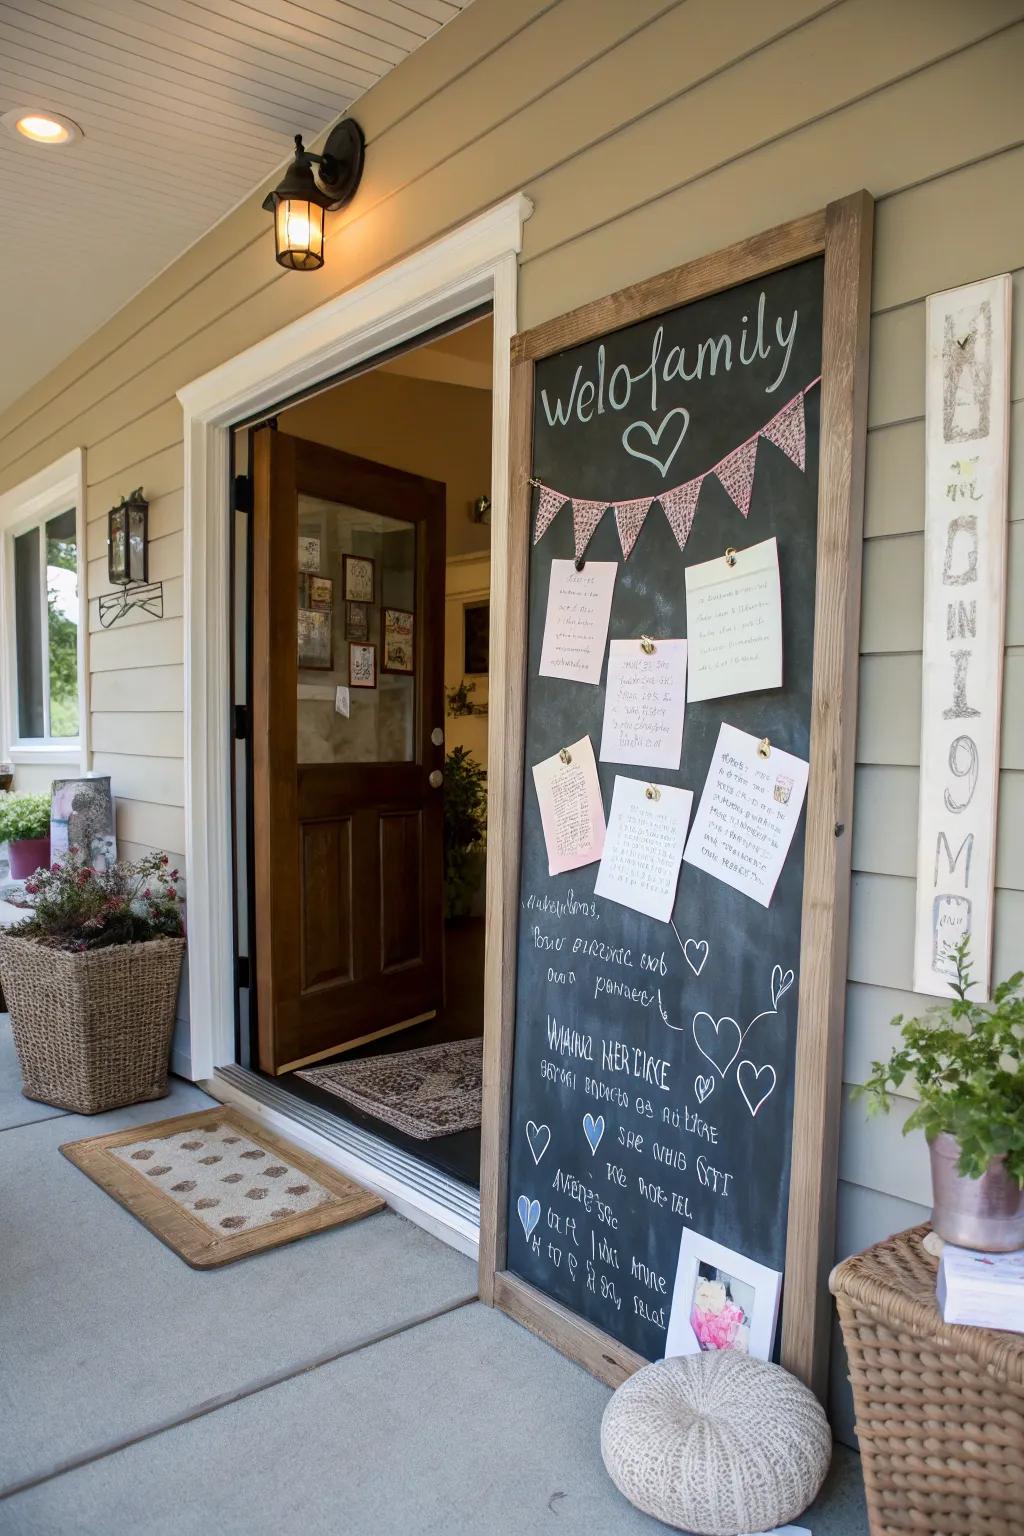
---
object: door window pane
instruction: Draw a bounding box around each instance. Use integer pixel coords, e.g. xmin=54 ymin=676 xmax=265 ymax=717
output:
xmin=297 ymin=495 xmax=416 ymax=765
xmin=14 ymin=527 xmax=44 ymax=739
xmin=46 ymin=508 xmax=79 ymax=738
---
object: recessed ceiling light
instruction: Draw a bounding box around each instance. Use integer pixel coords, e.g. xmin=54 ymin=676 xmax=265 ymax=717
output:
xmin=1 ymin=108 xmax=82 ymax=146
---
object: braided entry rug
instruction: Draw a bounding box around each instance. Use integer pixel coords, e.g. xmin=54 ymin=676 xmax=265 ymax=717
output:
xmin=297 ymin=1038 xmax=482 ymax=1140
xmin=62 ymin=1107 xmax=383 ymax=1267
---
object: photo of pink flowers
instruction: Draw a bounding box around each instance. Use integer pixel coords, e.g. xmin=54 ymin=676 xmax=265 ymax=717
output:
xmin=665 ymin=1227 xmax=782 ymax=1362
xmin=689 ymin=1261 xmax=756 ymax=1354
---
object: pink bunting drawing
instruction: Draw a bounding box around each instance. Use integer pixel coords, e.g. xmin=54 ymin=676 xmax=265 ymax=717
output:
xmin=614 ymin=497 xmax=652 ymax=560
xmin=533 ymin=484 xmax=567 ymax=544
xmin=572 ymin=498 xmax=608 ymax=561
xmin=714 ymin=436 xmax=759 ymax=518
xmin=529 ymin=374 xmax=819 ymax=561
xmin=660 ymin=478 xmax=704 ymax=554
xmin=761 ymin=391 xmax=806 ymax=471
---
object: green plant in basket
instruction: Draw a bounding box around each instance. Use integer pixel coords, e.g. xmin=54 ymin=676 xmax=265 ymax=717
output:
xmin=854 ymin=938 xmax=1024 ymax=1186
xmin=0 ymin=792 xmax=51 ymax=843
xmin=21 ymin=848 xmax=184 ymax=952
xmin=443 ymin=746 xmax=486 ymax=919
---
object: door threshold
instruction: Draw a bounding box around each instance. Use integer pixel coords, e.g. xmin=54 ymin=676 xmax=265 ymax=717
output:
xmin=205 ymin=1064 xmax=480 ymax=1260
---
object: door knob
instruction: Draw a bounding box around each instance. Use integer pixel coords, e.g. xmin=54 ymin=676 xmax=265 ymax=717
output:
xmin=431 ymin=727 xmax=444 ymax=747
xmin=429 ymin=769 xmax=443 ymax=789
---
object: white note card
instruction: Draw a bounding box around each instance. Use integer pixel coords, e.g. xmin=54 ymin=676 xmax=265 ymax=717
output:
xmin=538 ymin=559 xmax=617 ymax=685
xmin=685 ymin=537 xmax=783 ymax=702
xmin=600 ymin=639 xmax=688 ymax=770
xmin=595 ymin=776 xmax=693 ymax=922
xmin=683 ymin=722 xmax=808 ymax=908
xmin=334 ymin=685 xmax=350 ymax=718
xmin=532 ymin=735 xmax=606 ymax=877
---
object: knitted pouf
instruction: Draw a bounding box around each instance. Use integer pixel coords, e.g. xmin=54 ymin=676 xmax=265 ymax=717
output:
xmin=600 ymin=1352 xmax=831 ymax=1535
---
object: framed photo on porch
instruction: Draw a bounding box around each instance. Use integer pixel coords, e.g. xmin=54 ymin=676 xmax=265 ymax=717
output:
xmin=343 ymin=554 xmax=375 ymax=604
xmin=349 ymin=642 xmax=377 ymax=688
xmin=665 ymin=1229 xmax=782 ymax=1363
xmin=297 ymin=608 xmax=332 ymax=670
xmin=382 ymin=607 xmax=414 ymax=674
xmin=307 ymin=575 xmax=333 ymax=612
xmin=346 ymin=601 xmax=370 ymax=641
xmin=463 ymin=599 xmax=489 ymax=676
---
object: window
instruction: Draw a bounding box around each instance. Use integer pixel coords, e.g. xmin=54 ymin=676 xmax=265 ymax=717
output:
xmin=1 ymin=450 xmax=85 ymax=761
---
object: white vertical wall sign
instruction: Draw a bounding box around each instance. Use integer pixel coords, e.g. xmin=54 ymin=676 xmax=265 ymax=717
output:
xmin=914 ymin=275 xmax=1011 ymax=999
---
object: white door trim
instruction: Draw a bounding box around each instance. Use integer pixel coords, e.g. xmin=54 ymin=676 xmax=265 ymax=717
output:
xmin=177 ymin=193 xmax=532 ymax=1080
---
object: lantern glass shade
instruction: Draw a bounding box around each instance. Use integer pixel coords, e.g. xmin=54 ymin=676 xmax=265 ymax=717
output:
xmin=107 ymin=495 xmax=148 ymax=585
xmin=274 ymin=198 xmax=325 ymax=271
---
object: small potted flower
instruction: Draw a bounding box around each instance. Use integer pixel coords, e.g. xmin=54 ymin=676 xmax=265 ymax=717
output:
xmin=856 ymin=939 xmax=1024 ymax=1251
xmin=0 ymin=849 xmax=186 ymax=1114
xmin=0 ymin=791 xmax=52 ymax=879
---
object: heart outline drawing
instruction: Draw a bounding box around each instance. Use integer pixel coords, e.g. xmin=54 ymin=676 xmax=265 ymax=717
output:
xmin=517 ymin=1195 xmax=541 ymax=1239
xmin=583 ymin=1113 xmax=605 ymax=1155
xmin=737 ymin=1060 xmax=777 ymax=1117
xmin=682 ymin=938 xmax=709 ymax=977
xmin=692 ymin=1012 xmax=742 ymax=1078
xmin=694 ymin=1074 xmax=714 ymax=1105
xmin=622 ymin=407 xmax=689 ymax=478
xmin=771 ymin=965 xmax=795 ymax=1009
xmin=525 ymin=1121 xmax=551 ymax=1166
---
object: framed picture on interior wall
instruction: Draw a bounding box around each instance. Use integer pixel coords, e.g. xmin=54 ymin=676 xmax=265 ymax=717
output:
xmin=345 ymin=601 xmax=370 ymax=641
xmin=343 ymin=554 xmax=375 ymax=604
xmin=297 ymin=608 xmax=332 ymax=670
xmin=50 ymin=776 xmax=117 ymax=872
xmin=664 ymin=1229 xmax=782 ymax=1363
xmin=382 ymin=608 xmax=414 ymax=674
xmin=298 ymin=535 xmax=321 ymax=573
xmin=308 ymin=575 xmax=333 ymax=612
xmin=463 ymin=600 xmax=489 ymax=676
xmin=349 ymin=642 xmax=377 ymax=689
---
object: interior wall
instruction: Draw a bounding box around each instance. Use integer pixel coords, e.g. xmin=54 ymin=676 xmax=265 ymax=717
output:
xmin=0 ymin=0 xmax=1021 ymax=1436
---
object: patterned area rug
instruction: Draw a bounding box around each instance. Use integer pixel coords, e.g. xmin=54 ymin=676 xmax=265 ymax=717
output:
xmin=297 ymin=1038 xmax=483 ymax=1139
xmin=61 ymin=1107 xmax=383 ymax=1267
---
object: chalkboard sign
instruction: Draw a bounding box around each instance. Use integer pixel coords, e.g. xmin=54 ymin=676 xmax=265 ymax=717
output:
xmin=480 ymin=199 xmax=873 ymax=1394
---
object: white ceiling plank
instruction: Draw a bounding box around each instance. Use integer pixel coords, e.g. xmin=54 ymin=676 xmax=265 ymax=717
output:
xmin=124 ymin=0 xmax=395 ymax=80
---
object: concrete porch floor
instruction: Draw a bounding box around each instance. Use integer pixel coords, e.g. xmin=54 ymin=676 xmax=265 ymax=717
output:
xmin=0 ymin=1019 xmax=868 ymax=1535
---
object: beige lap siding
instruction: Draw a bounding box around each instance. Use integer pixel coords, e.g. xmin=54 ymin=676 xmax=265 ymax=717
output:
xmin=0 ymin=0 xmax=1022 ymax=1437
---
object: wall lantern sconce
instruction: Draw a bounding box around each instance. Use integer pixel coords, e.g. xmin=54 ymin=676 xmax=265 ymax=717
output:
xmin=101 ymin=488 xmax=163 ymax=628
xmin=469 ymin=495 xmax=492 ymax=526
xmin=263 ymin=121 xmax=365 ymax=272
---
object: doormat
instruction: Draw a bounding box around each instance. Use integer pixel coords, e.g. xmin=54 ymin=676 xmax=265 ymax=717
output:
xmin=61 ymin=1107 xmax=384 ymax=1268
xmin=297 ymin=1038 xmax=483 ymax=1140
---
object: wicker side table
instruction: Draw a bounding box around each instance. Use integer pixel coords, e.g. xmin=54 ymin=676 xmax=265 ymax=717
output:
xmin=830 ymin=1224 xmax=1024 ymax=1536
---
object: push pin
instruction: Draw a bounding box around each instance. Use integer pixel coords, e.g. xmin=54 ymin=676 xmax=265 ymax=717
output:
xmin=757 ymin=737 xmax=771 ymax=759
xmin=725 ymin=547 xmax=738 ymax=567
xmin=559 ymin=747 xmax=572 ymax=765
xmin=645 ymin=785 xmax=661 ymax=802
xmin=640 ymin=635 xmax=655 ymax=654
xmin=574 ymin=555 xmax=585 ymax=571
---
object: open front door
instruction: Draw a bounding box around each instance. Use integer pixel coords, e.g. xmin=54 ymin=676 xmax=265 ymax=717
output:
xmin=252 ymin=429 xmax=446 ymax=1074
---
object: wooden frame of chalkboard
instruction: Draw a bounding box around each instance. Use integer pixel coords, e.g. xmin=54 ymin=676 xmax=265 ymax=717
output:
xmin=478 ymin=193 xmax=873 ymax=1400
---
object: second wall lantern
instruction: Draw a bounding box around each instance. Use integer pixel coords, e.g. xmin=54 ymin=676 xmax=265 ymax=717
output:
xmin=263 ymin=121 xmax=365 ymax=272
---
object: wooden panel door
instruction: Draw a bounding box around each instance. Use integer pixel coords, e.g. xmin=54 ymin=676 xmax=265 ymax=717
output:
xmin=252 ymin=429 xmax=446 ymax=1074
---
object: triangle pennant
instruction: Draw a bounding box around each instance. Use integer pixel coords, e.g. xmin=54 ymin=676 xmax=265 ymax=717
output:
xmin=533 ymin=484 xmax=567 ymax=544
xmin=761 ymin=392 xmax=806 ymax=471
xmin=613 ymin=497 xmax=653 ymax=561
xmin=659 ymin=478 xmax=703 ymax=553
xmin=572 ymin=498 xmax=608 ymax=562
xmin=715 ymin=436 xmax=759 ymax=517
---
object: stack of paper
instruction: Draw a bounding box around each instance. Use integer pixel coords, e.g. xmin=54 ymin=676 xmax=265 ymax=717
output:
xmin=936 ymin=1242 xmax=1024 ymax=1331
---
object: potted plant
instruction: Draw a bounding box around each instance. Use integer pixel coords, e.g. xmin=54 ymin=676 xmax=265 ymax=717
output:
xmin=0 ymin=791 xmax=52 ymax=879
xmin=443 ymin=745 xmax=487 ymax=919
xmin=856 ymin=939 xmax=1024 ymax=1251
xmin=0 ymin=848 xmax=186 ymax=1115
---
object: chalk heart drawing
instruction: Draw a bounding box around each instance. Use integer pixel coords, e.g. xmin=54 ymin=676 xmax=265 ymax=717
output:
xmin=517 ymin=1195 xmax=541 ymax=1240
xmin=622 ymin=407 xmax=689 ymax=478
xmin=583 ymin=1113 xmax=605 ymax=1155
xmin=771 ymin=965 xmax=796 ymax=1009
xmin=682 ymin=938 xmax=710 ymax=977
xmin=737 ymin=1060 xmax=777 ymax=1117
xmin=694 ymin=1074 xmax=715 ymax=1105
xmin=692 ymin=1012 xmax=742 ymax=1078
xmin=525 ymin=1121 xmax=551 ymax=1166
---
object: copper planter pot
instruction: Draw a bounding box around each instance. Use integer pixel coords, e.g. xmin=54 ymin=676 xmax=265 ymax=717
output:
xmin=929 ymin=1131 xmax=1024 ymax=1252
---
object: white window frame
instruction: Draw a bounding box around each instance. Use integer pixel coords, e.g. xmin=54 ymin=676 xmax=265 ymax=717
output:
xmin=178 ymin=193 xmax=531 ymax=1084
xmin=0 ymin=448 xmax=89 ymax=770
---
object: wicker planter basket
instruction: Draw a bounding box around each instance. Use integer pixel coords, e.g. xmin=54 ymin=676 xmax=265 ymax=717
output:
xmin=0 ymin=932 xmax=186 ymax=1115
xmin=830 ymin=1224 xmax=1024 ymax=1536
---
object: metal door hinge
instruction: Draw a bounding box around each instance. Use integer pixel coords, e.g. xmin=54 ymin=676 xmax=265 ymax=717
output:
xmin=236 ymin=955 xmax=251 ymax=990
xmin=234 ymin=704 xmax=249 ymax=739
xmin=233 ymin=474 xmax=252 ymax=512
